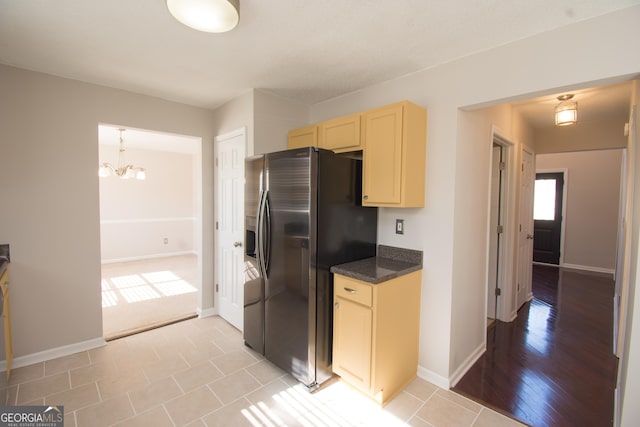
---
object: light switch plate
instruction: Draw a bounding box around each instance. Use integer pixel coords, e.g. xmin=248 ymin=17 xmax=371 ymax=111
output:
xmin=396 ymin=219 xmax=404 ymax=235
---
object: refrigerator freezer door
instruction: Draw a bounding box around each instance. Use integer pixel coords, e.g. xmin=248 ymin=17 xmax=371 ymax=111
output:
xmin=243 ymin=155 xmax=265 ymax=354
xmin=263 ymin=148 xmax=317 ymax=387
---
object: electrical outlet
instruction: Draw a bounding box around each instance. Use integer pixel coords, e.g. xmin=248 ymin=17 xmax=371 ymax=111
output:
xmin=163 ymin=238 xmax=169 ymax=245
xmin=396 ymin=219 xmax=404 ymax=235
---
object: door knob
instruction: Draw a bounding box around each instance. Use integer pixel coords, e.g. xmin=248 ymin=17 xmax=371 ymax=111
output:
xmin=526 ymin=234 xmax=534 ymax=240
xmin=233 ymin=241 xmax=243 ymax=247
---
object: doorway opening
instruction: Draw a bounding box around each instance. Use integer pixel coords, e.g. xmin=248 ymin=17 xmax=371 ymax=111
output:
xmin=533 ymin=171 xmax=565 ymax=265
xmin=98 ymin=124 xmax=203 ymax=340
xmin=486 ymin=129 xmax=514 ymax=324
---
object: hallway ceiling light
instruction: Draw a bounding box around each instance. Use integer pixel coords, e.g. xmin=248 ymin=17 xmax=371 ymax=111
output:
xmin=99 ymin=129 xmax=146 ymax=180
xmin=554 ymin=94 xmax=578 ymax=126
xmin=166 ymin=0 xmax=240 ymax=33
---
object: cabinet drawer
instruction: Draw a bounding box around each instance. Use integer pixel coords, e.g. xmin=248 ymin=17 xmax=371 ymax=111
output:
xmin=335 ymin=276 xmax=372 ymax=307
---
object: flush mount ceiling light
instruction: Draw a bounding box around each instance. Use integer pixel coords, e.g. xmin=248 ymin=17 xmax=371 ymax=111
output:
xmin=554 ymin=94 xmax=578 ymax=126
xmin=99 ymin=129 xmax=146 ymax=180
xmin=166 ymin=0 xmax=240 ymax=33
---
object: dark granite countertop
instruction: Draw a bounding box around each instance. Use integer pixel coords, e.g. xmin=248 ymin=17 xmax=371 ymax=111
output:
xmin=330 ymin=245 xmax=423 ymax=284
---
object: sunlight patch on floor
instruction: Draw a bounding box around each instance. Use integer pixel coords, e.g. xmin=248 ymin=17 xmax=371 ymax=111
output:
xmin=101 ymin=270 xmax=197 ymax=308
xmin=239 ymin=381 xmax=408 ymax=427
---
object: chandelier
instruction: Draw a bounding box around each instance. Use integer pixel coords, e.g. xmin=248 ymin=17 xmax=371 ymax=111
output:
xmin=98 ymin=129 xmax=146 ymax=180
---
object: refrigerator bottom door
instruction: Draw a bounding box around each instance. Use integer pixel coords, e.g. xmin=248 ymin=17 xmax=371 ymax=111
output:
xmin=243 ymin=277 xmax=264 ymax=354
xmin=265 ymin=289 xmax=314 ymax=388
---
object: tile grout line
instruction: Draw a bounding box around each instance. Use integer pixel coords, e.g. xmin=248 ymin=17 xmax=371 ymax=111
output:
xmin=470 ymin=407 xmax=483 ymax=426
xmin=400 ymin=390 xmax=430 ymax=425
xmin=436 ymin=389 xmax=482 ymax=416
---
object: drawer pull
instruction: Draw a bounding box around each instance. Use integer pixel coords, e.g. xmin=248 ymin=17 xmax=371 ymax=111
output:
xmin=344 ymin=287 xmax=358 ymax=294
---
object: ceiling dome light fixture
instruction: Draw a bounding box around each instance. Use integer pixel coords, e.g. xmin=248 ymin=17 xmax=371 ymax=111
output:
xmin=555 ymin=94 xmax=578 ymax=126
xmin=166 ymin=0 xmax=240 ymax=33
xmin=99 ymin=129 xmax=146 ymax=180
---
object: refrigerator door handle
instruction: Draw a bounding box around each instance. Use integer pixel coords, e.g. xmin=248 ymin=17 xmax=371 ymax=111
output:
xmin=263 ymin=191 xmax=272 ymax=277
xmin=256 ymin=189 xmax=266 ymax=278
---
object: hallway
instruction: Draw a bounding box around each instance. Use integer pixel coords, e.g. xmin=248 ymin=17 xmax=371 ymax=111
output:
xmin=453 ymin=265 xmax=619 ymax=426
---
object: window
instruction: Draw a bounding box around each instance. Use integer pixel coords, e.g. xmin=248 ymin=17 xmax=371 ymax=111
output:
xmin=534 ymin=179 xmax=556 ymax=220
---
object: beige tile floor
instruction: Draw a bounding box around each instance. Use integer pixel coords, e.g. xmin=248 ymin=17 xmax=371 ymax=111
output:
xmin=4 ymin=315 xmax=525 ymax=427
xmin=102 ymin=255 xmax=198 ymax=339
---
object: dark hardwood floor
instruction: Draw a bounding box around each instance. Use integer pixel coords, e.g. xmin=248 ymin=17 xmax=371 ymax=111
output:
xmin=453 ymin=265 xmax=619 ymax=427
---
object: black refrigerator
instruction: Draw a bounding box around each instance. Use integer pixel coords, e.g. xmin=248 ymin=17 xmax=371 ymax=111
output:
xmin=243 ymin=147 xmax=377 ymax=390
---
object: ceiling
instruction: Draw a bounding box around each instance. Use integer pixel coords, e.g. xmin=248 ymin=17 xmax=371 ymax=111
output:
xmin=513 ymin=81 xmax=633 ymax=129
xmin=1 ymin=0 xmax=639 ymax=114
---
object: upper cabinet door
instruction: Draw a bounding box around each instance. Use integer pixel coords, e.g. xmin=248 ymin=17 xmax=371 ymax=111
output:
xmin=287 ymin=125 xmax=318 ymax=149
xmin=362 ymin=104 xmax=404 ymax=205
xmin=285 ymin=100 xmax=427 ymax=208
xmin=362 ymin=101 xmax=427 ymax=208
xmin=319 ymin=113 xmax=362 ymax=153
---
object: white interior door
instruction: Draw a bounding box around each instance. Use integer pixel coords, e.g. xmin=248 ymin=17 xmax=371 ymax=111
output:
xmin=487 ymin=144 xmax=502 ymax=320
xmin=215 ymin=128 xmax=246 ymax=330
xmin=517 ymin=148 xmax=535 ymax=309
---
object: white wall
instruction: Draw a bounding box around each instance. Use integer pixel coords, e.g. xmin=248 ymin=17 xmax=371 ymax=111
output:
xmin=618 ymin=80 xmax=640 ymax=427
xmin=450 ymin=105 xmax=515 ymax=377
xmin=99 ymin=147 xmax=196 ymax=262
xmin=309 ymin=5 xmax=640 ymax=387
xmin=254 ymin=89 xmax=310 ymax=154
xmin=211 ymin=91 xmax=254 ymax=153
xmin=536 ymin=150 xmax=622 ymax=272
xmin=536 ymin=119 xmax=628 ymax=154
xmin=0 ymin=64 xmax=215 ymax=360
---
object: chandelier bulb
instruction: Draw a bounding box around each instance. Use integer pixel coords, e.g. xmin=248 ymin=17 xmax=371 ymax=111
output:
xmin=98 ymin=128 xmax=147 ymax=180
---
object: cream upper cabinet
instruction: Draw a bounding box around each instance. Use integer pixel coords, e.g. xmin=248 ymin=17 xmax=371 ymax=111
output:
xmin=319 ymin=113 xmax=362 ymax=153
xmin=287 ymin=124 xmax=318 ymax=149
xmin=332 ymin=270 xmax=422 ymax=405
xmin=362 ymin=101 xmax=427 ymax=207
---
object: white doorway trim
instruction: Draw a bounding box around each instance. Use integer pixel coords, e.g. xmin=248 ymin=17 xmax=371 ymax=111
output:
xmin=485 ymin=125 xmax=517 ymax=323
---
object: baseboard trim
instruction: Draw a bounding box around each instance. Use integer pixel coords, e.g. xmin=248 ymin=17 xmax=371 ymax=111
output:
xmin=0 ymin=337 xmax=106 ymax=373
xmin=614 ymin=386 xmax=621 ymax=427
xmin=561 ymin=263 xmax=614 ymax=276
xmin=101 ymin=251 xmax=197 ymax=264
xmin=197 ymin=307 xmax=217 ymax=318
xmin=449 ymin=342 xmax=486 ymax=388
xmin=417 ymin=365 xmax=450 ymax=390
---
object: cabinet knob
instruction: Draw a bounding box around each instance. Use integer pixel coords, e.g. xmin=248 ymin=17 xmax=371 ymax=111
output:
xmin=334 ymin=302 xmax=340 ymax=309
xmin=363 ymin=195 xmax=368 ymax=200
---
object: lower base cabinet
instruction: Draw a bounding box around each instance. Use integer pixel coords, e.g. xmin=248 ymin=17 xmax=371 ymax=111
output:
xmin=332 ymin=270 xmax=422 ymax=405
xmin=0 ymin=269 xmax=12 ymax=381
